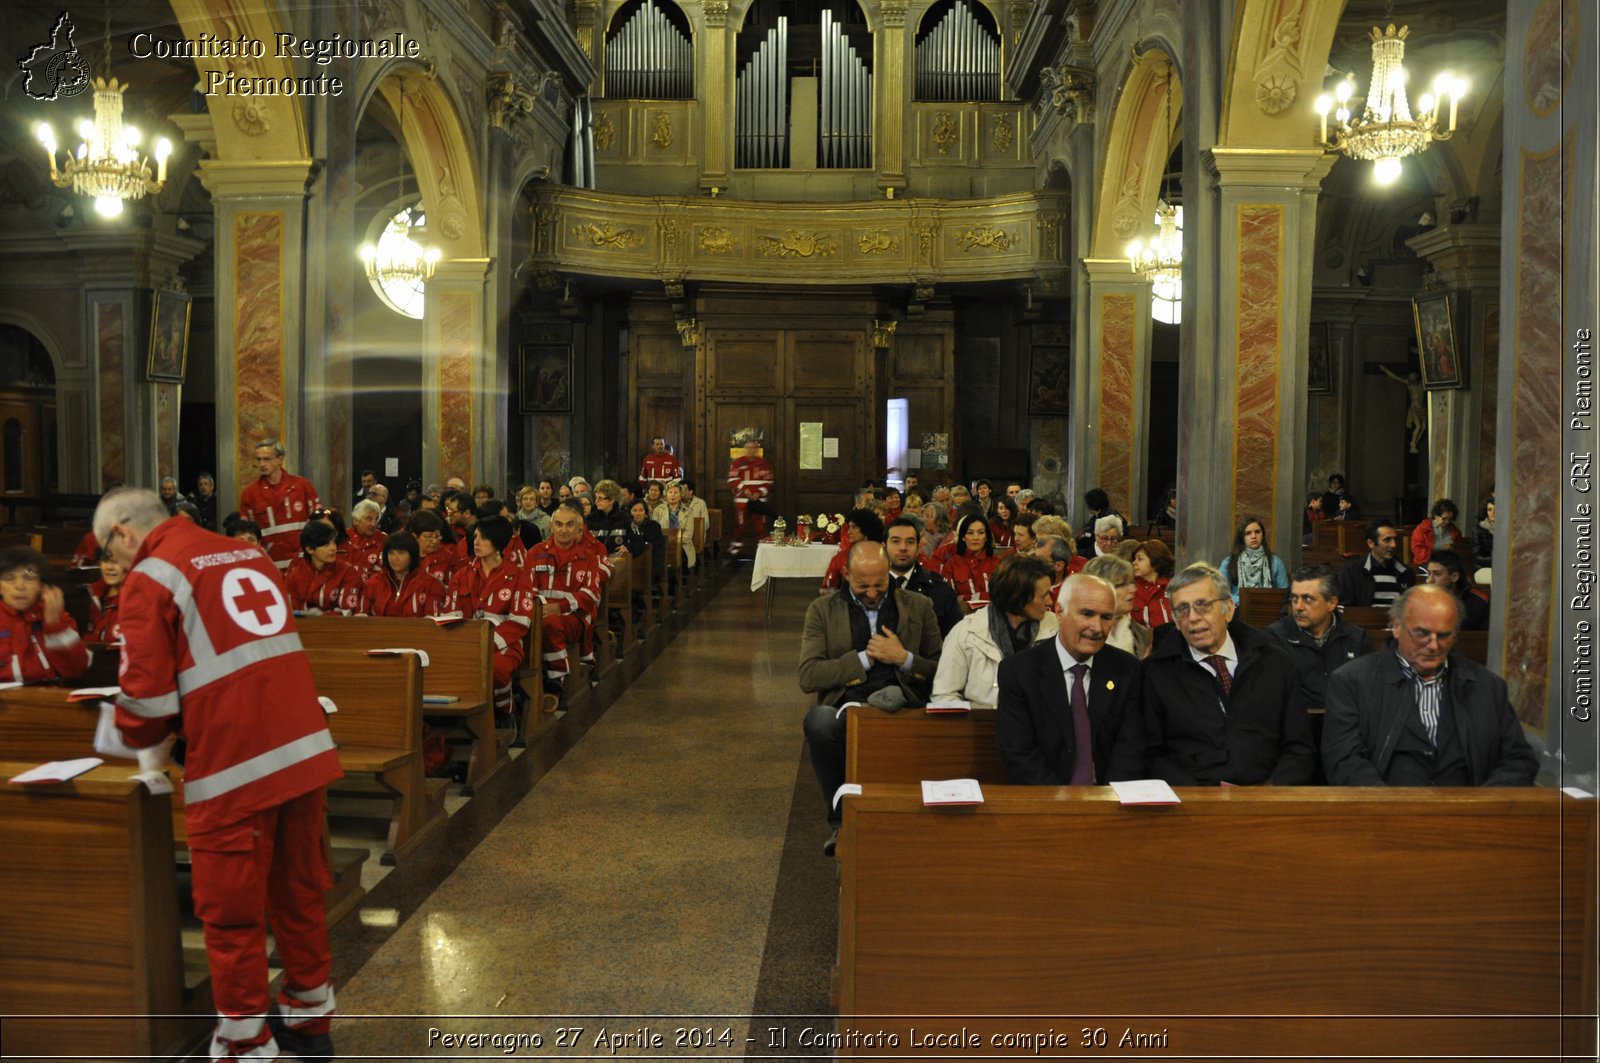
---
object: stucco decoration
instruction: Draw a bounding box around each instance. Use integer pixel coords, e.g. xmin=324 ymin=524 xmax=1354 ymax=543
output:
xmin=167 ymin=0 xmax=310 ymax=158
xmin=1090 ymin=49 xmax=1181 ymax=258
xmin=1222 ymin=0 xmax=1344 ymax=145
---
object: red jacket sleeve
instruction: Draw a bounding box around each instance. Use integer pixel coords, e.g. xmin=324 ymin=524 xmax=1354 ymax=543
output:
xmin=113 ymin=572 xmax=183 ymax=749
xmin=39 ymin=613 xmax=90 ymax=680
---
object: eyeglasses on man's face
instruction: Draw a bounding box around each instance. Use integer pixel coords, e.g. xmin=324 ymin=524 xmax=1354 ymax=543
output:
xmin=1172 ymin=597 xmax=1222 ymax=619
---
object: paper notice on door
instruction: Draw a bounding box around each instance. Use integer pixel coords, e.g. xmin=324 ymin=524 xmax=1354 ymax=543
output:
xmin=799 ymin=422 xmax=823 ymax=469
xmin=822 ymin=437 xmax=839 ymax=458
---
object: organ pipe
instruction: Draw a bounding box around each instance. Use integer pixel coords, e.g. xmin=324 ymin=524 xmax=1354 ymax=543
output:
xmin=914 ymin=0 xmax=1000 ymax=101
xmin=604 ymin=0 xmax=693 ymax=99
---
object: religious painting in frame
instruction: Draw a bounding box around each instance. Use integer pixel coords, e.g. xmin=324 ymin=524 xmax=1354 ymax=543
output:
xmin=1412 ymin=288 xmax=1465 ymax=390
xmin=519 ymin=343 xmax=572 ymax=413
xmin=1028 ymin=343 xmax=1071 ymax=415
xmin=147 ymin=288 xmax=191 ymax=383
xmin=1306 ymin=322 xmax=1333 ymax=394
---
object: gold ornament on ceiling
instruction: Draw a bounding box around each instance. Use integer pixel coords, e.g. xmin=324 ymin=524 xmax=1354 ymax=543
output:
xmin=1255 ymin=71 xmax=1297 ymax=115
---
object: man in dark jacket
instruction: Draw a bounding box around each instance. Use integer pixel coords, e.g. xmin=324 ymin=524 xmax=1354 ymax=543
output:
xmin=884 ymin=515 xmax=963 ymax=636
xmin=1336 ymin=519 xmax=1414 ymax=608
xmin=1266 ymin=564 xmax=1372 ymax=708
xmin=1322 ymin=585 xmax=1537 ymax=786
xmin=1141 ymin=563 xmax=1317 ymax=786
xmin=996 ymin=573 xmax=1144 ymax=785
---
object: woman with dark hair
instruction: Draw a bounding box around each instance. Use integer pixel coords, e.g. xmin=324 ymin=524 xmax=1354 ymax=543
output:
xmin=284 ymin=521 xmax=363 ymax=615
xmin=448 ymin=516 xmax=535 ymax=720
xmin=362 ymin=532 xmax=445 ymax=617
xmin=407 ymin=508 xmax=458 ymax=587
xmin=945 ymin=512 xmax=1001 ymax=610
xmin=1426 ymin=549 xmax=1489 ymax=631
xmin=0 ymin=546 xmax=89 ymax=681
xmin=882 ymin=486 xmax=903 ymax=521
xmin=88 ymin=549 xmax=127 ymax=643
xmin=1217 ymin=514 xmax=1288 ymax=603
xmin=820 ymin=508 xmax=886 ymax=592
xmin=1131 ymin=538 xmax=1175 ymax=629
xmin=931 ymin=554 xmax=1058 ymax=707
xmin=623 ymin=499 xmax=665 ymax=577
xmin=1410 ymin=497 xmax=1462 ymax=568
xmin=309 ymin=505 xmax=349 ymax=560
xmin=989 ymin=496 xmax=1017 ymax=550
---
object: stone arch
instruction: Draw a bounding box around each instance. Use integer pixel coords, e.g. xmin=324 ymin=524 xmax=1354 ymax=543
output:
xmin=165 ymin=0 xmax=310 ymax=161
xmin=1090 ymin=47 xmax=1182 ymax=258
xmin=0 ymin=311 xmax=66 ymax=377
xmin=368 ymin=68 xmax=488 ymax=263
xmin=1220 ymin=0 xmax=1345 ymax=148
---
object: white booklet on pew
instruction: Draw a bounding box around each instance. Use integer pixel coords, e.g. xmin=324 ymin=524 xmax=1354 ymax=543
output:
xmin=11 ymin=757 xmax=103 ymax=785
xmin=1110 ymin=779 xmax=1181 ymax=806
xmin=430 ymin=612 xmax=465 ymax=626
xmin=366 ymin=648 xmax=431 ymax=667
xmin=922 ymin=778 xmax=984 ymax=806
xmin=69 ymin=686 xmax=121 ymax=701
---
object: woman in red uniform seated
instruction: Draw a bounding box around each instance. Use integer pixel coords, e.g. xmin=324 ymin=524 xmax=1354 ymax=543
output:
xmin=0 ymin=546 xmax=90 ymax=682
xmin=944 ymin=512 xmax=1001 ymax=611
xmin=819 ymin=508 xmax=885 ymax=593
xmin=88 ymin=549 xmax=128 ymax=643
xmin=405 ymin=509 xmax=458 ymax=587
xmin=448 ymin=516 xmax=535 ymax=719
xmin=989 ymin=496 xmax=1017 ymax=551
xmin=362 ymin=532 xmax=446 ymax=617
xmin=284 ymin=522 xmax=363 ymax=615
xmin=343 ymin=499 xmax=388 ymax=576
xmin=1131 ymin=538 xmax=1175 ymax=630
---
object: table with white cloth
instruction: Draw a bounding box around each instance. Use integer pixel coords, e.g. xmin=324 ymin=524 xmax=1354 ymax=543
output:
xmin=750 ymin=541 xmax=839 ymax=617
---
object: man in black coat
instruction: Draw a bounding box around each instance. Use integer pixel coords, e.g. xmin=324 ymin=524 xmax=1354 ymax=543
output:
xmin=1336 ymin=519 xmax=1414 ymax=608
xmin=1322 ymin=585 xmax=1537 ymax=786
xmin=1141 ymin=563 xmax=1317 ymax=786
xmin=996 ymin=573 xmax=1144 ymax=784
xmin=885 ymin=515 xmax=963 ymax=636
xmin=1266 ymin=563 xmax=1373 ymax=708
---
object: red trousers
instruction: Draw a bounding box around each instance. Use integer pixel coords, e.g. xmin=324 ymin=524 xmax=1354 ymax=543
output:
xmin=540 ymin=612 xmax=588 ymax=678
xmin=189 ymin=787 xmax=334 ymax=1057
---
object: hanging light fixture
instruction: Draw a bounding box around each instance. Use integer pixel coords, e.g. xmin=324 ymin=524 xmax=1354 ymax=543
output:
xmin=35 ymin=5 xmax=171 ymax=217
xmin=1126 ymin=62 xmax=1182 ymax=325
xmin=359 ymin=82 xmax=441 ymax=309
xmin=1314 ymin=20 xmax=1467 ymax=186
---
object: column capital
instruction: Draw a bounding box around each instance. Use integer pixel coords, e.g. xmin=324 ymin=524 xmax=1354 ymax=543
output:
xmin=62 ymin=231 xmax=207 ymax=289
xmin=1405 ymin=222 xmax=1502 ymax=290
xmin=1206 ymin=146 xmax=1333 ymax=190
xmin=430 ymin=258 xmax=493 ymax=286
xmin=1081 ymin=257 xmax=1142 ymax=285
xmin=197 ymin=159 xmax=318 ymax=200
xmin=1310 ymin=288 xmax=1374 ymax=324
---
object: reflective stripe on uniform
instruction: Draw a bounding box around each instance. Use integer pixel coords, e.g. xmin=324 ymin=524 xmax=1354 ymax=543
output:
xmin=133 ymin=557 xmax=305 ymax=693
xmin=44 ymin=628 xmax=82 ymax=651
xmin=280 ymin=982 xmax=336 ymax=1024
xmin=216 ymin=1013 xmax=269 ymax=1040
xmin=259 ymin=521 xmax=308 ymax=538
xmin=121 ymin=690 xmax=181 ymax=719
xmin=183 ymin=729 xmax=337 ymax=805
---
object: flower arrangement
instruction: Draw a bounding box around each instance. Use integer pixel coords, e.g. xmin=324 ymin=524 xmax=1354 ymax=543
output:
xmin=817 ymin=512 xmax=846 ymax=544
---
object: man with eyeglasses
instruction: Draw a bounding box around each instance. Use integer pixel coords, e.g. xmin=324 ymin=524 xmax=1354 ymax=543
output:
xmin=1321 ymin=584 xmax=1536 ymax=786
xmin=1265 ymin=564 xmax=1372 ymax=710
xmin=1140 ymin=562 xmax=1316 ymax=786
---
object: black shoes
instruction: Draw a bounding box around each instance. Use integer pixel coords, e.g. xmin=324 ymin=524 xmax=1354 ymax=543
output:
xmin=267 ymin=1013 xmax=334 ymax=1063
xmin=823 ymin=827 xmax=838 ymax=857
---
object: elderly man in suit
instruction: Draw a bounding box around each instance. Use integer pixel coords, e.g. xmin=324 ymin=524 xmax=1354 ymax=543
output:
xmin=1322 ymin=584 xmax=1537 ymax=786
xmin=800 ymin=541 xmax=943 ymax=855
xmin=996 ymin=573 xmax=1145 ymax=784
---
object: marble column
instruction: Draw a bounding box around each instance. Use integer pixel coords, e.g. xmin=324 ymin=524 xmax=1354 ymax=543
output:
xmin=874 ymin=0 xmax=909 ymax=195
xmin=1180 ymin=147 xmax=1332 ymax=564
xmin=64 ymin=232 xmax=206 ymax=491
xmin=1497 ymin=0 xmax=1595 ymax=779
xmin=698 ymin=0 xmax=732 ymax=191
xmin=197 ymin=161 xmax=315 ymax=510
xmin=422 ymin=259 xmax=494 ymax=486
xmin=1080 ymin=259 xmax=1152 ymax=524
xmin=1061 ymin=119 xmax=1096 ymax=517
xmin=1405 ymin=223 xmax=1500 ymax=509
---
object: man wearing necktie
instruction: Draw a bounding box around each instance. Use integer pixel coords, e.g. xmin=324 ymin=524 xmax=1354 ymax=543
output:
xmin=995 ymin=573 xmax=1145 ymax=784
xmin=1140 ymin=562 xmax=1316 ymax=786
xmin=1321 ymin=584 xmax=1537 ymax=786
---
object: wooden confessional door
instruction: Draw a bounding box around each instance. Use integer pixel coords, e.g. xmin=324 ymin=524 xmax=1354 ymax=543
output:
xmin=702 ymin=324 xmax=876 ymax=524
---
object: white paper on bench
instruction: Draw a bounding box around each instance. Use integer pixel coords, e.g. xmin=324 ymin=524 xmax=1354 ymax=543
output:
xmin=368 ymin=648 xmax=430 ymax=667
xmin=832 ymin=782 xmax=863 ymax=811
xmin=10 ymin=757 xmax=103 ymax=784
xmin=922 ymin=778 xmax=984 ymax=805
xmin=93 ymin=702 xmax=143 ymax=759
xmin=1109 ymin=779 xmax=1181 ymax=805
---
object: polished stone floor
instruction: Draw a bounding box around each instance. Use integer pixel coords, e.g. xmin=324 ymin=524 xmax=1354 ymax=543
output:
xmin=329 ymin=573 xmax=837 ymax=1059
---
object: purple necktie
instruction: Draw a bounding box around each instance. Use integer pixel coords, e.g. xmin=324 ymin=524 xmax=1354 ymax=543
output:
xmin=1069 ymin=663 xmax=1095 ymax=784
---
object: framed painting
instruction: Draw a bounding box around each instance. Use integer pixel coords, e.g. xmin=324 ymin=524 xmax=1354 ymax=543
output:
xmin=1028 ymin=344 xmax=1071 ymax=415
xmin=1412 ymin=289 xmax=1465 ymax=390
xmin=1307 ymin=322 xmax=1333 ymax=394
xmin=518 ymin=343 xmax=572 ymax=413
xmin=147 ymin=288 xmax=191 ymax=383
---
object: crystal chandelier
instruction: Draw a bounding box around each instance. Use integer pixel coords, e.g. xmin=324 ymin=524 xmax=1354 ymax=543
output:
xmin=1315 ymin=23 xmax=1466 ymax=186
xmin=36 ymin=20 xmax=172 ymax=220
xmin=360 ymin=206 xmax=442 ymax=289
xmin=1127 ymin=200 xmax=1182 ymax=286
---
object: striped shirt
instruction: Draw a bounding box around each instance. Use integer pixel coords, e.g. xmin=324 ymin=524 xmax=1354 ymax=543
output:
xmin=1365 ymin=555 xmax=1403 ymax=608
xmin=1397 ymin=652 xmax=1448 ymax=746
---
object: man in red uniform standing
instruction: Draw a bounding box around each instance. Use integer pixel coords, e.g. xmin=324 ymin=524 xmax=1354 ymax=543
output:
xmin=727 ymin=437 xmax=777 ymax=555
xmin=239 ymin=437 xmax=321 ymax=572
xmin=94 ymin=487 xmax=341 ymax=1062
xmin=639 ymin=435 xmax=683 ymax=485
xmin=526 ymin=501 xmax=607 ymax=695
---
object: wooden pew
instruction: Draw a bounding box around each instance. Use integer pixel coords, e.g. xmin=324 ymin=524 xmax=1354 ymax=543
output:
xmin=295 ymin=616 xmax=506 ymax=791
xmin=837 ymin=786 xmax=1596 ymax=1057
xmin=661 ymin=528 xmax=685 ymax=615
xmin=1359 ymin=625 xmax=1488 ymax=666
xmin=707 ymin=507 xmax=723 ymax=559
xmin=0 ymin=762 xmax=212 ymax=1063
xmin=302 ymin=648 xmax=445 ymax=864
xmin=845 ymin=707 xmax=1006 ymax=785
xmin=1238 ymin=586 xmax=1287 ymax=630
xmin=1341 ymin=604 xmax=1390 ymax=630
xmin=0 ymin=687 xmax=368 ymax=924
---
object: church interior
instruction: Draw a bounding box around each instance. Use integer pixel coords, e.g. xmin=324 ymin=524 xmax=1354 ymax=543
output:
xmin=0 ymin=0 xmax=1596 ymax=1057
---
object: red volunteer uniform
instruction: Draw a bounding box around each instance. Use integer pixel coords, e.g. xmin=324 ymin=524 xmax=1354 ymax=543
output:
xmin=88 ymin=580 xmax=123 ymax=643
xmin=526 ymin=536 xmax=606 ymax=683
xmin=0 ymin=600 xmax=90 ymax=682
xmin=727 ymin=454 xmax=774 ymax=537
xmin=820 ymin=539 xmax=851 ymax=592
xmin=448 ymin=558 xmax=536 ymax=712
xmin=283 ymin=557 xmax=364 ymax=615
xmin=945 ymin=551 xmax=1001 ymax=610
xmin=239 ymin=472 xmax=320 ymax=570
xmin=343 ymin=527 xmax=387 ymax=576
xmin=113 ymin=517 xmax=341 ymax=1059
xmin=640 ymin=451 xmax=682 ymax=483
xmin=363 ymin=567 xmax=446 ymax=618
xmin=72 ymin=529 xmax=100 ymax=568
xmin=420 ymin=546 xmax=459 ymax=587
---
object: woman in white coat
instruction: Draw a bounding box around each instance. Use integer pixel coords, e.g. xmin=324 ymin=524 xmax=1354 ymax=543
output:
xmin=931 ymin=554 xmax=1058 ymax=707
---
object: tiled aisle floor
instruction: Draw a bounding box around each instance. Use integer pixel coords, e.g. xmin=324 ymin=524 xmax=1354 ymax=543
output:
xmin=332 ymin=574 xmax=824 ymax=1058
